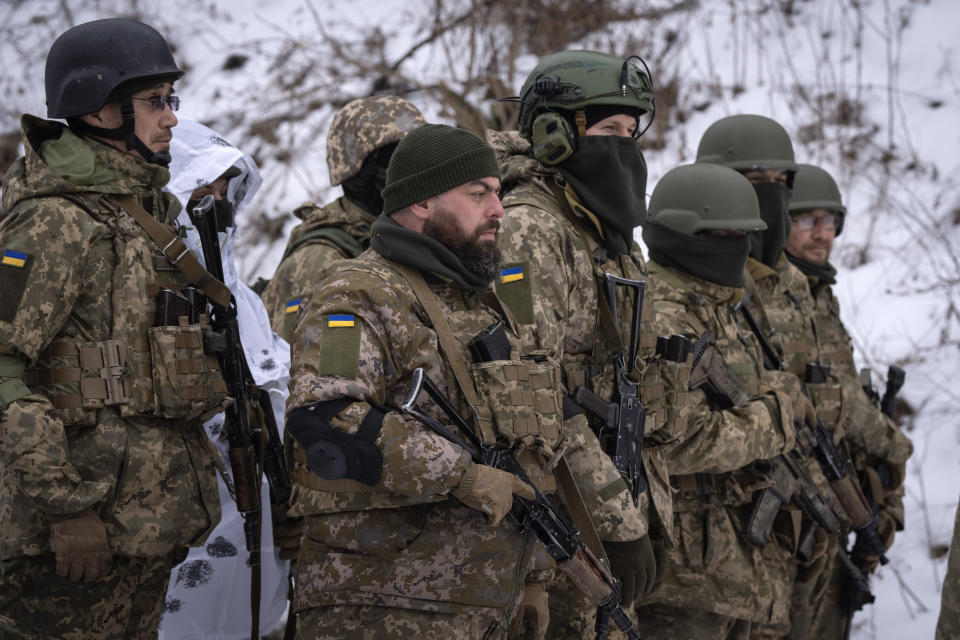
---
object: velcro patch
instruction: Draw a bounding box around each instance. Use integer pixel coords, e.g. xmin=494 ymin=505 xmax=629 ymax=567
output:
xmin=316 ymin=317 xmax=361 ymax=378
xmin=285 ymin=298 xmax=302 ymax=314
xmin=0 ymin=251 xmax=32 ymax=322
xmin=495 ymin=261 xmax=534 ymax=325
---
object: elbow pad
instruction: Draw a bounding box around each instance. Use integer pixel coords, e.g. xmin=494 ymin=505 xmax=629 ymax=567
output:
xmin=286 ymin=399 xmax=385 ymax=486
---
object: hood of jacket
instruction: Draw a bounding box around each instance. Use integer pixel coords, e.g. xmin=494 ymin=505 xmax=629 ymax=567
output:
xmin=2 ymin=114 xmax=173 ymax=220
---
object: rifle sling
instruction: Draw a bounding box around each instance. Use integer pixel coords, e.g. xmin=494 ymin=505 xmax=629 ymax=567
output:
xmin=393 ymin=263 xmax=496 ymax=446
xmin=556 ymin=456 xmax=609 ymax=565
xmin=113 ymin=195 xmax=233 ymax=308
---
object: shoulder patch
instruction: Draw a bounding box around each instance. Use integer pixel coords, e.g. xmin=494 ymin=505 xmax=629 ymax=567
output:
xmin=315 ymin=315 xmax=361 ymax=378
xmin=495 ymin=261 xmax=534 ymax=325
xmin=0 ymin=251 xmax=32 ymax=322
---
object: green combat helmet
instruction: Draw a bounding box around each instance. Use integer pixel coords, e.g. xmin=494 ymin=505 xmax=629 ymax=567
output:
xmin=695 ymin=114 xmax=797 ymax=187
xmin=326 ymin=95 xmax=426 ymax=186
xmin=514 ymin=50 xmax=654 ymax=164
xmin=789 ymin=163 xmax=846 ymax=235
xmin=647 ymin=163 xmax=766 ymax=234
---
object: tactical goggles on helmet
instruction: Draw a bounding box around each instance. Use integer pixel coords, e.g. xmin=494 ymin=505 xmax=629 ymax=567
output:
xmin=791 ymin=213 xmax=837 ymax=231
xmin=131 ymin=95 xmax=181 ymax=112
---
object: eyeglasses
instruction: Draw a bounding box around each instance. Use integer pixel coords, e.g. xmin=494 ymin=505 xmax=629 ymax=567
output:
xmin=131 ymin=95 xmax=181 ymax=112
xmin=792 ymin=214 xmax=838 ymax=231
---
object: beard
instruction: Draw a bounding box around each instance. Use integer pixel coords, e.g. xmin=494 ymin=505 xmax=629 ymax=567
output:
xmin=423 ymin=203 xmax=502 ymax=282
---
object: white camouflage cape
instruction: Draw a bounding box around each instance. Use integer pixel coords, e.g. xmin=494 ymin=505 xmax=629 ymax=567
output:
xmin=160 ymin=119 xmax=291 ymax=639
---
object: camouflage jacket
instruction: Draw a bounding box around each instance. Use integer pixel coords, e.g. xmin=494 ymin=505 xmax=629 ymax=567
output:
xmin=935 ymin=499 xmax=960 ymax=640
xmin=286 ymin=249 xmax=581 ymax=620
xmin=490 ymin=129 xmax=681 ymax=546
xmin=748 ymin=258 xmax=911 ymax=528
xmin=640 ymin=261 xmax=799 ymax=625
xmin=0 ymin=115 xmax=220 ymax=558
xmin=807 ymin=277 xmax=912 ymax=528
xmin=261 ymin=196 xmax=375 ymax=341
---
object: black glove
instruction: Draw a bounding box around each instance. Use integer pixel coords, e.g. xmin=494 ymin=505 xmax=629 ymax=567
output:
xmin=602 ymin=535 xmax=658 ymax=605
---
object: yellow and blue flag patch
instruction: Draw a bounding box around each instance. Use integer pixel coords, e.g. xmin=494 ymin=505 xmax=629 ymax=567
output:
xmin=2 ymin=250 xmax=27 ymax=268
xmin=328 ymin=314 xmax=355 ymax=328
xmin=500 ymin=265 xmax=524 ymax=284
xmin=285 ymin=298 xmax=302 ymax=314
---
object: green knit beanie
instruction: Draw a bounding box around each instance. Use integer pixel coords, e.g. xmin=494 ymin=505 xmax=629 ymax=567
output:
xmin=381 ymin=124 xmax=500 ymax=215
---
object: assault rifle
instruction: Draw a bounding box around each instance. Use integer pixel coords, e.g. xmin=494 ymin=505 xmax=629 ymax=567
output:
xmin=400 ymin=367 xmax=639 ymax=640
xmin=573 ymin=273 xmax=647 ymax=504
xmin=734 ymin=300 xmax=886 ymax=608
xmin=191 ymin=195 xmax=293 ymax=640
xmin=859 ymin=365 xmax=905 ymax=419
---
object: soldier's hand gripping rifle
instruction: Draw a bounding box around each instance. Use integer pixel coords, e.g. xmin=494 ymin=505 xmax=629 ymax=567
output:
xmin=190 ymin=195 xmax=294 ymax=640
xmin=573 ymin=274 xmax=647 ymax=505
xmin=400 ymin=367 xmax=640 ymax=640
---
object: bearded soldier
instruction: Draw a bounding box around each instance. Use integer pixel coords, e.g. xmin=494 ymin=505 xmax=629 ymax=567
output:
xmin=0 ymin=19 xmax=223 ymax=638
xmin=493 ymin=50 xmax=684 ymax=637
xmin=783 ymin=164 xmax=912 ymax=639
xmin=635 ymin=163 xmax=813 ymax=638
xmin=261 ymin=96 xmax=426 ymax=340
xmin=285 ymin=123 xmax=632 ymax=639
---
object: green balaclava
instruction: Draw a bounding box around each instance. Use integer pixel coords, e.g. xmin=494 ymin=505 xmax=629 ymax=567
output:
xmin=642 ymin=164 xmax=765 ymax=288
xmin=372 ymin=124 xmax=502 ymax=292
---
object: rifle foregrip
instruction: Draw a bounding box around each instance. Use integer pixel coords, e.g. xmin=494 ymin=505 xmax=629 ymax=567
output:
xmin=557 ymin=548 xmax=615 ymax=607
xmin=831 ymin=475 xmax=874 ymax=528
xmin=229 ymin=445 xmax=262 ymax=515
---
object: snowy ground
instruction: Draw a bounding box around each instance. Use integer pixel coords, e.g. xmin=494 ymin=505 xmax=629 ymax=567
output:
xmin=1 ymin=0 xmax=957 ymax=637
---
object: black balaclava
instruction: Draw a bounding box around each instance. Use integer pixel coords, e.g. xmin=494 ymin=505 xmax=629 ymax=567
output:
xmin=749 ymin=182 xmax=792 ymax=267
xmin=786 ymin=251 xmax=838 ymax=293
xmin=556 ymin=135 xmax=647 ymax=259
xmin=342 ymin=143 xmax=397 ymax=215
xmin=643 ymin=218 xmax=752 ymax=288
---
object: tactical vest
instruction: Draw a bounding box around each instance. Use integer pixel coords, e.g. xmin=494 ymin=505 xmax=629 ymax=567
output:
xmin=23 ymin=194 xmax=228 ymax=425
xmin=289 ymin=258 xmax=565 ymax=513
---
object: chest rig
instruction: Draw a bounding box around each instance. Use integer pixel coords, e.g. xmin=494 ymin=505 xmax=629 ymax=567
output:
xmin=395 ymin=264 xmax=565 ymax=488
xmin=23 ymin=193 xmax=230 ymax=425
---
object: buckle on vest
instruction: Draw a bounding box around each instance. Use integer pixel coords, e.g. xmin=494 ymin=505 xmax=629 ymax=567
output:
xmin=161 ymin=237 xmax=190 ymax=264
xmin=97 ymin=340 xmax=129 ymax=405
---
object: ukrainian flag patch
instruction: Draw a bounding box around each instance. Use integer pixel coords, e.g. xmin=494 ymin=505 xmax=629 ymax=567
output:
xmin=328 ymin=314 xmax=355 ymax=328
xmin=285 ymin=298 xmax=302 ymax=314
xmin=2 ymin=250 xmax=27 ymax=268
xmin=500 ymin=265 xmax=524 ymax=283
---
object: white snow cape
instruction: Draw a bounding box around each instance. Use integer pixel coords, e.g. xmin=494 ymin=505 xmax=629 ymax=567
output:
xmin=159 ymin=119 xmax=291 ymax=640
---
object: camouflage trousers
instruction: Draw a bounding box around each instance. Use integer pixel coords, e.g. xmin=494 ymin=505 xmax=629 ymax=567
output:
xmin=545 ymin=573 xmax=640 ymax=640
xmin=0 ymin=549 xmax=186 ymax=640
xmin=786 ymin=551 xmax=848 ymax=640
xmin=296 ymin=604 xmax=506 ymax=640
xmin=632 ymin=603 xmax=752 ymax=640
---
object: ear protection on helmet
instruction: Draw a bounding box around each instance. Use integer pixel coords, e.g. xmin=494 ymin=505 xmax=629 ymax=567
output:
xmin=531 ymin=112 xmax=575 ymax=165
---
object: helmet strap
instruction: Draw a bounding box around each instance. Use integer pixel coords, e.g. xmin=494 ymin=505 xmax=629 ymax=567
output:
xmin=574 ymin=109 xmax=587 ymax=137
xmin=120 ymin=96 xmax=171 ymax=167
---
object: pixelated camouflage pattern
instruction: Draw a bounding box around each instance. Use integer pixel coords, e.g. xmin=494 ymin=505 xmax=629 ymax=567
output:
xmin=287 ymin=249 xmax=579 ymax=621
xmin=261 ymin=196 xmax=376 ymax=341
xmin=746 ymin=254 xmax=914 ymax=634
xmin=297 ymin=603 xmax=505 ymax=640
xmin=489 ymin=129 xmax=673 ymax=548
xmin=326 ymin=96 xmax=427 ymax=186
xmin=936 ymin=500 xmax=960 ymax=640
xmin=633 ymin=602 xmax=752 ymax=639
xmin=638 ymin=261 xmax=799 ymax=626
xmin=0 ymin=548 xmax=186 ymax=639
xmin=0 ymin=116 xmax=220 ymax=559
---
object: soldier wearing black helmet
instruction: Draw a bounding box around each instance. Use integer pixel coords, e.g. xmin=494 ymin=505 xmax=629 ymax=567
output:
xmin=0 ymin=19 xmax=223 ymax=638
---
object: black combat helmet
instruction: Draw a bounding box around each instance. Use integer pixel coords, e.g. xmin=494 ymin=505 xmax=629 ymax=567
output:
xmin=45 ymin=18 xmax=183 ymax=166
